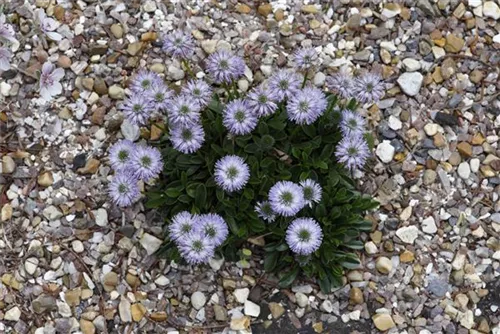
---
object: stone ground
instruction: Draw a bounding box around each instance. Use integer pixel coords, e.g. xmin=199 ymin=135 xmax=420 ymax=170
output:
xmin=1 ymin=0 xmax=500 ymax=333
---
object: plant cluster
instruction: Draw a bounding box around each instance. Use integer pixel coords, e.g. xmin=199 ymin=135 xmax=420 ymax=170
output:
xmin=109 ymin=30 xmax=382 ymax=291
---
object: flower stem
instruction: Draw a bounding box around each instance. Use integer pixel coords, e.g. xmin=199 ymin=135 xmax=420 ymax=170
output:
xmin=181 ymin=59 xmax=195 ymax=79
xmin=301 ymin=72 xmax=308 ymax=88
xmin=232 ymin=81 xmax=240 ymax=99
xmin=223 ymin=83 xmax=233 ymax=100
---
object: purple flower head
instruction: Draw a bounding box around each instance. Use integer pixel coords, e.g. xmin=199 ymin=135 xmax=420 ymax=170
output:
xmin=205 ymin=50 xmax=245 ymax=84
xmin=214 ymin=155 xmax=250 ymax=192
xmin=0 ymin=14 xmax=16 ymax=44
xmin=293 ymin=47 xmax=319 ymax=71
xmin=36 ymin=9 xmax=62 ymax=41
xmin=335 ymin=134 xmax=370 ymax=171
xmin=120 ymin=93 xmax=155 ymax=125
xmin=268 ymin=181 xmax=305 ymax=217
xmin=194 ymin=213 xmax=228 ymax=247
xmin=181 ymin=80 xmax=213 ymax=107
xmin=130 ymin=69 xmax=162 ymax=93
xmin=39 ymin=62 xmax=64 ymax=101
xmin=352 ymin=73 xmax=384 ymax=104
xmin=223 ymin=99 xmax=257 ymax=135
xmin=128 ymin=145 xmax=163 ymax=181
xmin=0 ymin=47 xmax=12 ymax=71
xmin=326 ymin=71 xmax=353 ymax=99
xmin=255 ymin=201 xmax=276 ymax=223
xmin=286 ymin=218 xmax=323 ymax=255
xmin=146 ymin=82 xmax=173 ymax=111
xmin=169 ymin=211 xmax=197 ymax=243
xmin=178 ymin=232 xmax=215 ymax=264
xmin=109 ymin=140 xmax=136 ymax=172
xmin=268 ymin=69 xmax=303 ymax=102
xmin=162 ymin=30 xmax=196 ymax=59
xmin=170 ymin=123 xmax=205 ymax=154
xmin=300 ymin=179 xmax=322 ymax=207
xmin=286 ymin=87 xmax=327 ymax=125
xmin=109 ymin=172 xmax=140 ymax=207
xmin=340 ymin=110 xmax=366 ymax=137
xmin=247 ymin=84 xmax=279 ymax=117
xmin=167 ymin=95 xmax=201 ymax=126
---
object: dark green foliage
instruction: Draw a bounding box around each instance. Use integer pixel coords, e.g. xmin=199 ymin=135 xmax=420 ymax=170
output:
xmin=147 ymin=92 xmax=378 ymax=292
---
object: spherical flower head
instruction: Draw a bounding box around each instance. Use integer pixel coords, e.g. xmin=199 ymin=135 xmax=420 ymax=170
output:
xmin=268 ymin=69 xmax=303 ymax=102
xmin=326 ymin=71 xmax=353 ymax=99
xmin=300 ymin=179 xmax=322 ymax=207
xmin=286 ymin=87 xmax=327 ymax=125
xmin=269 ymin=181 xmax=305 ymax=217
xmin=286 ymin=218 xmax=323 ymax=255
xmin=352 ymin=73 xmax=384 ymax=104
xmin=109 ymin=140 xmax=136 ymax=172
xmin=108 ymin=172 xmax=140 ymax=207
xmin=128 ymin=145 xmax=163 ymax=181
xmin=146 ymin=82 xmax=173 ymax=111
xmin=178 ymin=232 xmax=215 ymax=264
xmin=247 ymin=84 xmax=279 ymax=117
xmin=335 ymin=134 xmax=370 ymax=171
xmin=205 ymin=50 xmax=245 ymax=84
xmin=167 ymin=95 xmax=201 ymax=126
xmin=181 ymin=80 xmax=213 ymax=107
xmin=255 ymin=201 xmax=276 ymax=223
xmin=223 ymin=99 xmax=258 ymax=135
xmin=293 ymin=47 xmax=319 ymax=71
xmin=170 ymin=123 xmax=205 ymax=154
xmin=120 ymin=93 xmax=155 ymax=125
xmin=194 ymin=213 xmax=229 ymax=247
xmin=130 ymin=69 xmax=162 ymax=93
xmin=162 ymin=30 xmax=196 ymax=59
xmin=340 ymin=110 xmax=366 ymax=137
xmin=214 ymin=155 xmax=250 ymax=192
xmin=169 ymin=211 xmax=197 ymax=243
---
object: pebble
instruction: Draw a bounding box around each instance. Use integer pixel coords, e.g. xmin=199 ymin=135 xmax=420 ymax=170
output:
xmin=2 ymin=155 xmax=16 ymax=173
xmin=4 ymin=306 xmax=21 ymax=321
xmin=484 ymin=1 xmax=500 ymax=19
xmin=108 ymin=85 xmax=125 ymax=99
xmin=139 ymin=233 xmax=162 ymax=255
xmin=376 ymin=141 xmax=395 ymax=163
xmin=191 ymin=291 xmax=206 ymax=310
xmin=349 ymin=287 xmax=364 ymax=304
xmin=457 ymin=162 xmax=471 ymax=179
xmin=119 ymin=299 xmax=132 ymax=322
xmin=364 ymin=241 xmax=378 ymax=254
xmin=372 ymin=313 xmax=396 ymax=331
xmin=397 ymin=72 xmax=424 ymax=96
xmin=376 ymin=257 xmax=393 ymax=274
xmin=25 ymin=257 xmax=39 ymax=275
xmin=402 ymin=58 xmax=421 ymax=72
xmin=268 ymin=302 xmax=285 ymax=319
xmin=396 ymin=226 xmax=419 ymax=244
xmin=244 ymin=300 xmax=260 ymax=317
xmin=94 ymin=208 xmax=108 ymax=227
xmin=320 ymin=300 xmax=333 ymax=313
xmin=422 ymin=216 xmax=438 ymax=234
xmin=1 ymin=203 xmax=13 ymax=221
xmin=234 ymin=288 xmax=250 ymax=303
xmin=295 ymin=292 xmax=308 ymax=308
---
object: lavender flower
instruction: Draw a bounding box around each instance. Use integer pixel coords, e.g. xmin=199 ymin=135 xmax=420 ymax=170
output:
xmin=335 ymin=135 xmax=370 ymax=171
xmin=214 ymin=155 xmax=250 ymax=192
xmin=146 ymin=82 xmax=173 ymax=111
xmin=286 ymin=218 xmax=323 ymax=255
xmin=247 ymin=84 xmax=278 ymax=117
xmin=162 ymin=30 xmax=196 ymax=59
xmin=268 ymin=181 xmax=305 ymax=217
xmin=268 ymin=69 xmax=303 ymax=102
xmin=167 ymin=95 xmax=201 ymax=126
xmin=130 ymin=69 xmax=162 ymax=93
xmin=169 ymin=211 xmax=197 ymax=242
xmin=223 ymin=99 xmax=258 ymax=135
xmin=36 ymin=9 xmax=63 ymax=41
xmin=108 ymin=172 xmax=140 ymax=207
xmin=0 ymin=14 xmax=16 ymax=44
xmin=326 ymin=71 xmax=353 ymax=99
xmin=109 ymin=140 xmax=136 ymax=172
xmin=181 ymin=80 xmax=213 ymax=107
xmin=128 ymin=145 xmax=163 ymax=181
xmin=286 ymin=87 xmax=327 ymax=125
xmin=293 ymin=47 xmax=319 ymax=70
xmin=352 ymin=73 xmax=384 ymax=104
xmin=170 ymin=123 xmax=205 ymax=154
xmin=300 ymin=179 xmax=322 ymax=207
xmin=0 ymin=47 xmax=11 ymax=71
xmin=205 ymin=50 xmax=245 ymax=84
xmin=194 ymin=213 xmax=228 ymax=247
xmin=340 ymin=110 xmax=366 ymax=137
xmin=255 ymin=201 xmax=276 ymax=223
xmin=178 ymin=232 xmax=215 ymax=264
xmin=120 ymin=93 xmax=155 ymax=125
xmin=39 ymin=62 xmax=64 ymax=101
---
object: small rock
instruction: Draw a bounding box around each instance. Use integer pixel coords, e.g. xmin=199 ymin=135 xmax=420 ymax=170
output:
xmin=484 ymin=1 xmax=500 ymax=19
xmin=435 ymin=112 xmax=459 ymax=126
xmin=234 ymin=288 xmax=250 ymax=304
xmin=168 ymin=65 xmax=185 ymax=81
xmin=258 ymin=3 xmax=273 ymax=16
xmin=230 ymin=316 xmax=250 ymax=330
xmin=423 ymin=170 xmax=437 ymax=185
xmin=108 ymin=85 xmax=124 ymax=99
xmin=244 ymin=300 xmax=261 ymax=317
xmin=364 ymin=241 xmax=378 ymax=254
xmin=445 ymin=34 xmax=465 ymax=53
xmin=110 ymin=24 xmax=123 ymax=39
xmin=402 ymin=58 xmax=421 ymax=72
xmin=214 ymin=304 xmax=228 ymax=321
xmin=25 ymin=257 xmax=39 ymax=275
xmin=301 ymin=5 xmax=319 ymax=13
xmin=396 ymin=226 xmax=419 ymax=244
xmin=139 ymin=233 xmax=162 ymax=255
xmin=349 ymin=287 xmax=364 ymax=304
xmin=77 ymin=158 xmax=100 ymax=174
xmin=295 ymin=292 xmax=308 ymax=308
xmin=4 ymin=306 xmax=21 ymax=321
xmin=422 ymin=217 xmax=437 ymax=234
xmin=94 ymin=208 xmax=108 ymax=227
xmin=457 ymin=162 xmax=471 ymax=179
xmin=376 ymin=257 xmax=393 ymax=274
xmin=131 ymin=303 xmax=146 ymax=322
xmin=376 ymin=141 xmax=395 ymax=163
xmin=127 ymin=42 xmax=143 ymax=56
xmin=236 ymin=4 xmax=252 ymax=14
xmin=80 ymin=319 xmax=95 ymax=334
xmin=1 ymin=203 xmax=13 ymax=221
xmin=191 ymin=291 xmax=206 ymax=310
xmin=2 ymin=155 xmax=16 ymax=173
xmin=457 ymin=142 xmax=472 ymax=157
xmin=38 ymin=171 xmax=54 ymax=187
xmin=119 ymin=299 xmax=132 ymax=322
xmin=397 ymin=72 xmax=424 ymax=96
xmin=268 ymin=302 xmax=285 ymax=319
xmin=372 ymin=314 xmax=396 ymax=331
xmin=102 ymin=272 xmax=118 ymax=292
xmin=424 ymin=123 xmax=440 ymax=136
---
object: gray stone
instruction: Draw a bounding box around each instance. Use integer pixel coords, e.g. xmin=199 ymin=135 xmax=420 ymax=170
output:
xmin=397 ymin=72 xmax=424 ymax=97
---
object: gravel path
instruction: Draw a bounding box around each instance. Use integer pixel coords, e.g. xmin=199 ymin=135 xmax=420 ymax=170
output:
xmin=1 ymin=0 xmax=500 ymax=333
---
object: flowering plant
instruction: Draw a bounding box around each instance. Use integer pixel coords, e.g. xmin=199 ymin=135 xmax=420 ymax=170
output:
xmin=109 ymin=31 xmax=381 ymax=291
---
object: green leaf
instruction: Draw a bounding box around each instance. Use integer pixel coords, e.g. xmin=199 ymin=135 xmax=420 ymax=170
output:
xmin=194 ymin=184 xmax=207 ymax=208
xmin=278 ymin=267 xmax=299 ymax=288
xmin=165 ymin=188 xmax=181 ymax=198
xmin=318 ymin=276 xmax=331 ymax=294
xmin=264 ymin=252 xmax=279 ymax=272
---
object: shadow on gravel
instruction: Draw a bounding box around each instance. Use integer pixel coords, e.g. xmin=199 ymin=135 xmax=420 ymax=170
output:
xmin=477 ymin=279 xmax=500 ymax=319
xmin=252 ymin=320 xmax=371 ymax=334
